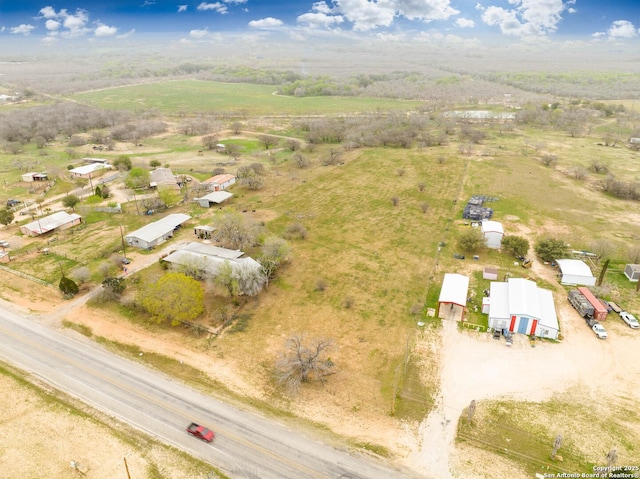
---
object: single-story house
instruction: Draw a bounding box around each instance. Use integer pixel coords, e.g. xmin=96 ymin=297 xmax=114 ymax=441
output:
xmin=162 ymin=242 xmax=261 ymax=277
xmin=125 ymin=213 xmax=191 ymax=249
xmin=437 ymin=273 xmax=469 ymax=321
xmin=201 ymin=174 xmax=236 ymax=192
xmin=69 ymin=163 xmax=111 ymax=179
xmin=487 ymin=277 xmax=559 ymax=339
xmin=21 ymin=172 xmax=48 ymax=182
xmin=194 ymin=225 xmax=217 ymax=239
xmin=556 ymin=259 xmax=596 ymax=286
xmin=150 ymin=167 xmax=180 ymax=191
xmin=624 ymin=264 xmax=640 ymax=282
xmin=481 ymin=220 xmax=504 ymax=249
xmin=195 ymin=191 xmax=233 ymax=208
xmin=20 ymin=211 xmax=83 ymax=237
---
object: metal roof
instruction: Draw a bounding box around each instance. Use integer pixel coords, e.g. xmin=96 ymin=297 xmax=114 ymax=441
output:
xmin=196 ymin=191 xmax=233 ymax=204
xmin=163 ymin=246 xmax=259 ymax=275
xmin=70 ymin=163 xmax=110 ymax=175
xmin=125 ymin=213 xmax=191 ymax=243
xmin=481 ymin=220 xmax=504 ymax=234
xmin=203 ymin=174 xmax=236 ymax=184
xmin=438 ymin=273 xmax=469 ymax=307
xmin=22 ymin=211 xmax=82 ymax=235
xmin=556 ymin=259 xmax=594 ymax=277
xmin=181 ymin=242 xmax=243 ymax=259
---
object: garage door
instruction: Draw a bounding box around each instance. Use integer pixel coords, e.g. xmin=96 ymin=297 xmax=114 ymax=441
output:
xmin=518 ymin=317 xmax=529 ymax=334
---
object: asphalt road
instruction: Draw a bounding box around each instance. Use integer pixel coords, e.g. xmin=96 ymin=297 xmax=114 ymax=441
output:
xmin=0 ymin=305 xmax=415 ymax=479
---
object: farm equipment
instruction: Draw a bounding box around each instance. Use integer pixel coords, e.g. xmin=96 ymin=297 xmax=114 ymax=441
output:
xmin=521 ymin=259 xmax=533 ymax=269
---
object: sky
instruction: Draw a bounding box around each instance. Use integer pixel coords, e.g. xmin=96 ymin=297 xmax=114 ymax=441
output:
xmin=0 ymin=0 xmax=639 ymax=48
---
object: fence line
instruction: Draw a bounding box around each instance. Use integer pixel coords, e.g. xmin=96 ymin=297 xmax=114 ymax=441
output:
xmin=0 ymin=264 xmax=57 ymax=289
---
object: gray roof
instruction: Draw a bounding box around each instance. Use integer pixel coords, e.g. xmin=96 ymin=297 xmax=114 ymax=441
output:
xmin=196 ymin=191 xmax=233 ymax=204
xmin=150 ymin=168 xmax=178 ymax=187
xmin=163 ymin=242 xmax=259 ymax=275
xmin=22 ymin=211 xmax=82 ymax=234
xmin=125 ymin=213 xmax=191 ymax=243
xmin=70 ymin=163 xmax=110 ymax=175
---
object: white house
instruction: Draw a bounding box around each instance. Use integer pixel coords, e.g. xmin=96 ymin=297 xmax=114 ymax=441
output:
xmin=487 ymin=278 xmax=559 ymax=339
xmin=162 ymin=242 xmax=261 ymax=277
xmin=125 ymin=213 xmax=191 ymax=249
xmin=195 ymin=191 xmax=233 ymax=208
xmin=437 ymin=273 xmax=469 ymax=321
xmin=624 ymin=264 xmax=640 ymax=282
xmin=556 ymin=259 xmax=596 ymax=286
xmin=201 ymin=174 xmax=236 ymax=192
xmin=19 ymin=211 xmax=82 ymax=237
xmin=481 ymin=220 xmax=504 ymax=249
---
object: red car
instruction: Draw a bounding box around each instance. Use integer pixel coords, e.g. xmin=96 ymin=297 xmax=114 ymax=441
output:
xmin=186 ymin=422 xmax=215 ymax=442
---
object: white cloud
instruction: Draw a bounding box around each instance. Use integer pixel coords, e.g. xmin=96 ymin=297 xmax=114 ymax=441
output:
xmin=296 ymin=0 xmax=459 ymax=32
xmin=480 ymin=0 xmax=571 ymax=37
xmin=39 ymin=6 xmax=58 ymax=19
xmin=248 ymin=17 xmax=284 ymax=29
xmin=189 ymin=28 xmax=210 ymax=38
xmin=95 ymin=24 xmax=118 ymax=37
xmin=117 ymin=29 xmax=136 ymax=38
xmin=455 ymin=17 xmax=475 ymax=28
xmin=606 ymin=20 xmax=638 ymax=39
xmin=10 ymin=24 xmax=36 ymax=35
xmin=225 ymin=0 xmax=248 ymax=4
xmin=42 ymin=36 xmax=58 ymax=45
xmin=178 ymin=5 xmax=188 ymax=13
xmin=197 ymin=2 xmax=228 ymax=14
xmin=297 ymin=12 xmax=344 ymax=28
xmin=45 ymin=19 xmax=61 ymax=31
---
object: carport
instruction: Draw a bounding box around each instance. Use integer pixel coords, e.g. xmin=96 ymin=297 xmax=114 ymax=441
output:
xmin=437 ymin=273 xmax=469 ymax=321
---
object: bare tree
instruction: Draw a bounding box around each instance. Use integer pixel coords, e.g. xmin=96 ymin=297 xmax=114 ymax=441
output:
xmin=418 ymin=182 xmax=426 ymax=192
xmin=259 ymin=135 xmax=278 ymax=150
xmin=628 ymin=245 xmax=640 ymax=264
xmin=568 ymin=164 xmax=588 ymax=180
xmin=275 ymin=335 xmax=334 ymax=394
xmin=589 ymin=238 xmax=617 ymax=263
xmin=293 ymin=152 xmax=311 ymax=168
xmin=540 ymin=152 xmax=558 ymax=167
xmin=214 ymin=212 xmax=259 ymax=250
xmin=391 ymin=196 xmax=399 ymax=207
xmin=397 ymin=168 xmax=406 ymax=177
xmin=230 ymin=121 xmax=243 ymax=134
xmin=590 ymin=160 xmax=609 ymax=174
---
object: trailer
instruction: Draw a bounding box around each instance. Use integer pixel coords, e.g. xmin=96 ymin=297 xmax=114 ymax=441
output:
xmin=607 ymin=301 xmax=623 ymax=314
xmin=568 ymin=289 xmax=594 ymax=318
xmin=577 ymin=287 xmax=608 ymax=321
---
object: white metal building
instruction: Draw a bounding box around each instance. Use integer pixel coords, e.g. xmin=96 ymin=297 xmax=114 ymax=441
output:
xmin=481 ymin=220 xmax=504 ymax=249
xmin=624 ymin=264 xmax=640 ymax=282
xmin=19 ymin=211 xmax=83 ymax=237
xmin=487 ymin=278 xmax=559 ymax=339
xmin=162 ymin=242 xmax=261 ymax=277
xmin=194 ymin=191 xmax=233 ymax=208
xmin=437 ymin=273 xmax=469 ymax=321
xmin=125 ymin=213 xmax=191 ymax=249
xmin=556 ymin=259 xmax=596 ymax=286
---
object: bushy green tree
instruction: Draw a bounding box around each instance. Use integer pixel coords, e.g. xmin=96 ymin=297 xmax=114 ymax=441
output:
xmin=113 ymin=155 xmax=132 ymax=171
xmin=535 ymin=237 xmax=569 ymax=262
xmin=139 ymin=272 xmax=204 ymax=326
xmin=59 ymin=276 xmax=79 ymax=296
xmin=502 ymin=235 xmax=530 ymax=258
xmin=125 ymin=167 xmax=150 ymax=189
xmin=457 ymin=229 xmax=484 ymax=252
xmin=62 ymin=194 xmax=80 ymax=211
xmin=0 ymin=208 xmax=14 ymax=226
xmin=102 ymin=277 xmax=126 ymax=295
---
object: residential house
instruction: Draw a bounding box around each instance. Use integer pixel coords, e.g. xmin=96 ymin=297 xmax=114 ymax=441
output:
xmin=201 ymin=174 xmax=236 ymax=192
xmin=150 ymin=167 xmax=180 ymax=191
xmin=162 ymin=242 xmax=261 ymax=277
xmin=125 ymin=213 xmax=191 ymax=249
xmin=20 ymin=211 xmax=82 ymax=237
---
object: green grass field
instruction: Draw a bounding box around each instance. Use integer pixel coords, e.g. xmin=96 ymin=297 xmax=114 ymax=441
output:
xmin=70 ymin=80 xmax=423 ymax=115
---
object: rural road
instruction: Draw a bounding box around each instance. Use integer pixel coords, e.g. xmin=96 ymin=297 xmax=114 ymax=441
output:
xmin=0 ymin=304 xmax=416 ymax=479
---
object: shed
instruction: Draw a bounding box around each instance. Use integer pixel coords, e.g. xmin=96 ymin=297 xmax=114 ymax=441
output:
xmin=125 ymin=213 xmax=191 ymax=249
xmin=195 ymin=191 xmax=233 ymax=208
xmin=487 ymin=278 xmax=559 ymax=339
xmin=437 ymin=273 xmax=469 ymax=321
xmin=481 ymin=220 xmax=504 ymax=249
xmin=483 ymin=267 xmax=499 ymax=280
xmin=556 ymin=259 xmax=596 ymax=286
xmin=194 ymin=225 xmax=217 ymax=239
xmin=624 ymin=264 xmax=640 ymax=282
xmin=19 ymin=211 xmax=82 ymax=237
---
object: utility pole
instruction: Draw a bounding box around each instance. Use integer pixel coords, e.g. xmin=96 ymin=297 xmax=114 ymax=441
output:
xmin=123 ymin=457 xmax=132 ymax=479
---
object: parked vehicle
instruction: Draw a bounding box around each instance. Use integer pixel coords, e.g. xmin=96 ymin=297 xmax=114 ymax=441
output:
xmin=585 ymin=317 xmax=608 ymax=339
xmin=607 ymin=301 xmax=623 ymax=314
xmin=121 ymin=258 xmax=131 ymax=265
xmin=0 ymin=240 xmax=9 ymax=248
xmin=492 ymin=329 xmax=501 ymax=340
xmin=186 ymin=423 xmax=214 ymax=442
xmin=521 ymin=259 xmax=532 ymax=269
xmin=6 ymin=199 xmax=20 ymax=207
xmin=620 ymin=311 xmax=640 ymax=329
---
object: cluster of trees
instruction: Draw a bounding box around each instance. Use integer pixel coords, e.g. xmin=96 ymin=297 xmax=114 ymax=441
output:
xmin=601 ymin=175 xmax=640 ymax=201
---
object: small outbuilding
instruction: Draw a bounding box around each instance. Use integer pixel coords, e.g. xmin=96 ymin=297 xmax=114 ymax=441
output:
xmin=555 ymin=259 xmax=596 ymax=286
xmin=125 ymin=213 xmax=191 ymax=249
xmin=69 ymin=163 xmax=111 ymax=179
xmin=19 ymin=211 xmax=83 ymax=237
xmin=483 ymin=267 xmax=499 ymax=280
xmin=195 ymin=191 xmax=233 ymax=208
xmin=194 ymin=225 xmax=217 ymax=240
xmin=481 ymin=220 xmax=504 ymax=249
xmin=21 ymin=172 xmax=48 ymax=182
xmin=437 ymin=273 xmax=469 ymax=321
xmin=624 ymin=264 xmax=640 ymax=282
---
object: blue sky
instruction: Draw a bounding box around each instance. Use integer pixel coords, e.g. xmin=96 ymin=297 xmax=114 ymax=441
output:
xmin=0 ymin=1 xmax=638 ymax=46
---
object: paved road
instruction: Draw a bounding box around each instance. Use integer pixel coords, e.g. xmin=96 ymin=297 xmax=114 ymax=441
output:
xmin=0 ymin=305 xmax=415 ymax=479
